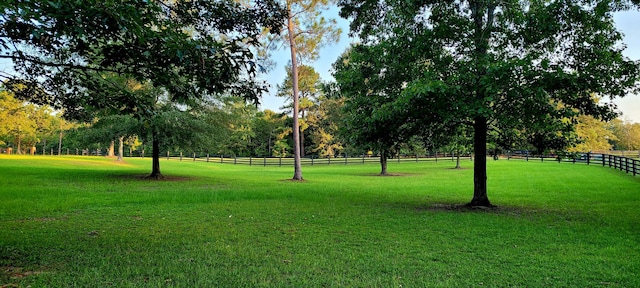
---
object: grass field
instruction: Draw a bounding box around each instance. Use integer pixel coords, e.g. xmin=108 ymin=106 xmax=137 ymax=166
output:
xmin=0 ymin=155 xmax=639 ymax=287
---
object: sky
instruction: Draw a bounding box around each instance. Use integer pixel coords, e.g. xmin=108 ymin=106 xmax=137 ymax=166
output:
xmin=258 ymin=7 xmax=640 ymax=124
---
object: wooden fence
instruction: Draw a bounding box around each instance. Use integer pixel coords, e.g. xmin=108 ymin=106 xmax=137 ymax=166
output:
xmin=164 ymin=152 xmax=472 ymax=167
xmin=165 ymin=151 xmax=638 ymax=176
xmin=506 ymin=152 xmax=639 ymax=176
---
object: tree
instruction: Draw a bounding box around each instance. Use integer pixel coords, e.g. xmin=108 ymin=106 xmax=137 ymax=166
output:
xmin=253 ymin=109 xmax=291 ymax=157
xmin=306 ymin=82 xmax=345 ymax=158
xmin=277 ymin=64 xmax=321 ymax=157
xmin=0 ymin=88 xmax=60 ymax=154
xmin=568 ymin=115 xmax=617 ymax=152
xmin=610 ymin=118 xmax=640 ymax=150
xmin=333 ymin=45 xmax=418 ymax=175
xmin=1 ymin=0 xmax=286 ymax=177
xmin=266 ymin=0 xmax=341 ymax=180
xmin=339 ymin=0 xmax=640 ymax=206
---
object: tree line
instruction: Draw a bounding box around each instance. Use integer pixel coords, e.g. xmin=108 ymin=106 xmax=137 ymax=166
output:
xmin=3 ymin=75 xmax=640 ymax=158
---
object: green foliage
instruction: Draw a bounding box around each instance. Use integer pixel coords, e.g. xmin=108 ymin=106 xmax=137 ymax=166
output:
xmin=609 ymin=118 xmax=640 ymax=150
xmin=0 ymin=0 xmax=286 ymax=118
xmin=0 ymin=156 xmax=639 ymax=286
xmin=338 ymin=0 xmax=640 ymax=204
xmin=0 ymin=89 xmax=63 ymax=153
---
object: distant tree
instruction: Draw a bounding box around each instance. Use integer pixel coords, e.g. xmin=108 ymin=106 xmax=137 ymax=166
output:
xmin=0 ymin=89 xmax=59 ymax=154
xmin=307 ymin=82 xmax=345 ymax=158
xmin=277 ymin=64 xmax=321 ymax=157
xmin=253 ymin=109 xmax=290 ymax=157
xmin=610 ymin=118 xmax=640 ymax=150
xmin=333 ymin=45 xmax=417 ymax=175
xmin=568 ymin=115 xmax=617 ymax=152
xmin=339 ymin=0 xmax=640 ymax=206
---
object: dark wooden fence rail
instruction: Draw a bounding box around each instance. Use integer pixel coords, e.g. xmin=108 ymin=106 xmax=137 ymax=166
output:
xmin=164 ymin=151 xmax=638 ymax=176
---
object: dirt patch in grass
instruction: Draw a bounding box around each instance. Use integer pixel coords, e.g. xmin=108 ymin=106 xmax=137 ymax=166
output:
xmin=1 ymin=266 xmax=45 ymax=279
xmin=358 ymin=173 xmax=417 ymax=177
xmin=279 ymin=179 xmax=308 ymax=183
xmin=109 ymin=174 xmax=196 ymax=182
xmin=419 ymin=203 xmax=522 ymax=213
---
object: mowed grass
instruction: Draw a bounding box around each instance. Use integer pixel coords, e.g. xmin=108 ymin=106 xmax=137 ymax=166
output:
xmin=0 ymin=155 xmax=639 ymax=287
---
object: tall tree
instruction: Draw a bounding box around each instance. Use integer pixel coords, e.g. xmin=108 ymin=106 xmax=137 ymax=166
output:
xmin=266 ymin=0 xmax=341 ymax=180
xmin=339 ymin=0 xmax=640 ymax=206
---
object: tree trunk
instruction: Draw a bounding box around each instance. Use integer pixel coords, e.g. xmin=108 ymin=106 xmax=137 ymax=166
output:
xmin=117 ymin=136 xmax=124 ymax=161
xmin=58 ymin=130 xmax=63 ymax=156
xmin=455 ymin=153 xmax=461 ymax=169
xmin=16 ymin=126 xmax=21 ymax=154
xmin=108 ymin=141 xmax=115 ymax=157
xmin=287 ymin=6 xmax=303 ymax=181
xmin=380 ymin=149 xmax=388 ymax=175
xmin=469 ymin=116 xmax=492 ymax=207
xmin=148 ymin=127 xmax=162 ymax=179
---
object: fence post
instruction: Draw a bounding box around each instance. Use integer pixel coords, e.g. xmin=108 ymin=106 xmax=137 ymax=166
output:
xmin=250 ymin=156 xmax=252 ymax=166
xmin=193 ymin=152 xmax=196 ymax=161
xmin=234 ymin=155 xmax=237 ymax=165
xmin=625 ymin=157 xmax=629 ymax=174
xmin=180 ymin=152 xmax=183 ymax=161
xmin=345 ymin=155 xmax=348 ymax=165
xmin=602 ymin=154 xmax=606 ymax=167
xmin=279 ymin=157 xmax=282 ymax=167
xmin=264 ymin=157 xmax=266 ymax=167
xmin=329 ymin=156 xmax=331 ymax=165
xmin=207 ymin=154 xmax=210 ymax=162
xmin=312 ymin=156 xmax=314 ymax=166
xmin=541 ymin=155 xmax=543 ymax=162
xmin=221 ymin=155 xmax=223 ymax=163
xmin=435 ymin=151 xmax=438 ymax=162
xmin=167 ymin=151 xmax=170 ymax=160
xmin=526 ymin=151 xmax=529 ymax=161
xmin=587 ymin=152 xmax=590 ymax=165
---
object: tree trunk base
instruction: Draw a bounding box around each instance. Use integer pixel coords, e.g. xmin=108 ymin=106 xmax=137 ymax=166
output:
xmin=146 ymin=173 xmax=164 ymax=180
xmin=465 ymin=200 xmax=495 ymax=208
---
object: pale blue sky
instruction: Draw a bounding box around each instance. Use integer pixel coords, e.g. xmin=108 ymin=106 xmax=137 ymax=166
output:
xmin=259 ymin=8 xmax=640 ymax=123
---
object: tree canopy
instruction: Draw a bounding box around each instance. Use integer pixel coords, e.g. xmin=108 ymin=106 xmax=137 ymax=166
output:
xmin=338 ymin=0 xmax=640 ymax=205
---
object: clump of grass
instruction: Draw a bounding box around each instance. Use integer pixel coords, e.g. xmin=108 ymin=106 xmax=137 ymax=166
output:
xmin=0 ymin=155 xmax=638 ymax=287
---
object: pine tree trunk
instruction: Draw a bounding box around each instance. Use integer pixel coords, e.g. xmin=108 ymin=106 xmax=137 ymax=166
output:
xmin=287 ymin=6 xmax=303 ymax=181
xmin=148 ymin=127 xmax=162 ymax=179
xmin=469 ymin=116 xmax=492 ymax=207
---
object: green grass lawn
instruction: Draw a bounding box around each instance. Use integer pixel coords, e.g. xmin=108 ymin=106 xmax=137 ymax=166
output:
xmin=1 ymin=155 xmax=639 ymax=287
